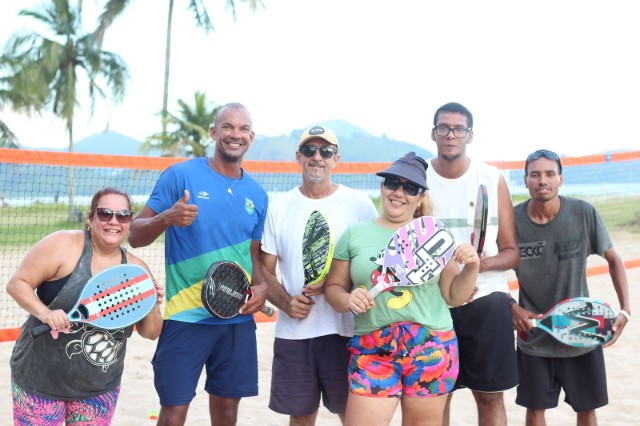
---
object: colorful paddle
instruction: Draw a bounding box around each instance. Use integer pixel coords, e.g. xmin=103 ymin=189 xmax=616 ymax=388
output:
xmin=368 ymin=216 xmax=456 ymax=298
xmin=530 ymin=297 xmax=617 ymax=347
xmin=30 ymin=264 xmax=157 ymax=338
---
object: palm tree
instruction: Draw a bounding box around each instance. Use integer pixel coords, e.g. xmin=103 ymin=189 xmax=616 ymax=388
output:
xmin=0 ymin=51 xmax=51 ymax=148
xmin=141 ymin=91 xmax=220 ymax=157
xmin=95 ymin=0 xmax=264 ymax=142
xmin=0 ymin=0 xmax=129 ymax=219
xmin=0 ymin=121 xmax=20 ymax=148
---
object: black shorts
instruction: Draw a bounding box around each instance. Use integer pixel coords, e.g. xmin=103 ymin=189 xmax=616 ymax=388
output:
xmin=269 ymin=334 xmax=350 ymax=416
xmin=450 ymin=291 xmax=518 ymax=392
xmin=516 ymin=347 xmax=608 ymax=412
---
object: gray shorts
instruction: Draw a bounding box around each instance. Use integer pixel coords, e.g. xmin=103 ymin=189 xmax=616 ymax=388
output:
xmin=269 ymin=334 xmax=350 ymax=416
xmin=450 ymin=291 xmax=518 ymax=392
xmin=516 ymin=347 xmax=608 ymax=412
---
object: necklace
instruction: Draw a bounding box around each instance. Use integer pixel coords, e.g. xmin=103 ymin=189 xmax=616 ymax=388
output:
xmin=211 ymin=162 xmax=241 ymax=196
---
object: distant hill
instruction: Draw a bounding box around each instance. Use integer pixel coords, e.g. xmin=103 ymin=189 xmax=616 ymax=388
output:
xmin=246 ymin=119 xmax=434 ymax=162
xmin=26 ymin=130 xmax=159 ymax=156
xmin=25 ymin=121 xmax=434 ymax=162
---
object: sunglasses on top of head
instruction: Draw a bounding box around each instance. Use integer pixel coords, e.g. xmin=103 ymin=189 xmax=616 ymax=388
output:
xmin=526 ymin=149 xmax=560 ymax=163
xmin=382 ymin=177 xmax=423 ymax=196
xmin=96 ymin=207 xmax=134 ymax=224
xmin=299 ymin=145 xmax=337 ymax=159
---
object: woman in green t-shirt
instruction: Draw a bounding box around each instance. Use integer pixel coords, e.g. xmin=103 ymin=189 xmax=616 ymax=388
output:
xmin=325 ymin=152 xmax=479 ymax=426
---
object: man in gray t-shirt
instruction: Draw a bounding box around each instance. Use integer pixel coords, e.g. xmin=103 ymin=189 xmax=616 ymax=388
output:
xmin=510 ymin=149 xmax=631 ymax=426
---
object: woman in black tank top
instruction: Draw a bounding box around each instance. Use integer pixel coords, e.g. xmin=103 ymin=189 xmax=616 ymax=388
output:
xmin=7 ymin=187 xmax=164 ymax=425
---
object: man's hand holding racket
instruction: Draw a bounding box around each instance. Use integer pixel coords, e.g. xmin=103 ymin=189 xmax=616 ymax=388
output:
xmin=238 ymin=279 xmax=269 ymax=315
xmin=510 ymin=302 xmax=542 ymax=333
xmin=285 ymin=293 xmax=316 ymax=319
xmin=301 ymin=280 xmax=326 ymax=298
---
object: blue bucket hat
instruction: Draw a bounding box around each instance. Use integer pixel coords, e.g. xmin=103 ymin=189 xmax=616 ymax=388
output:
xmin=376 ymin=152 xmax=429 ymax=190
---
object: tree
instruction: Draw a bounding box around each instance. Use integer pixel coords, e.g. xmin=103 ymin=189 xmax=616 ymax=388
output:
xmin=0 ymin=121 xmax=20 ymax=149
xmin=0 ymin=47 xmax=51 ymax=148
xmin=141 ymin=91 xmax=220 ymax=157
xmin=95 ymin=0 xmax=263 ymax=141
xmin=0 ymin=0 xmax=129 ymax=218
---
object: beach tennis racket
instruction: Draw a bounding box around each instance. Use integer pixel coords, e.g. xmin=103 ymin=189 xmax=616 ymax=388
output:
xmin=201 ymin=260 xmax=275 ymax=319
xmin=30 ymin=264 xmax=157 ymax=338
xmin=353 ymin=217 xmax=455 ymax=315
xmin=472 ymin=184 xmax=488 ymax=254
xmin=302 ymin=210 xmax=334 ymax=289
xmin=530 ymin=297 xmax=616 ymax=347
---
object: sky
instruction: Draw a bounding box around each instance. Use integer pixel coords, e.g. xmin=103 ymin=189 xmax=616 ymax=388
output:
xmin=1 ymin=0 xmax=639 ymax=161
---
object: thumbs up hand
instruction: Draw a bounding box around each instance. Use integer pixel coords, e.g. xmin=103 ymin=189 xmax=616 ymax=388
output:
xmin=178 ymin=190 xmax=190 ymax=204
xmin=167 ymin=190 xmax=198 ymax=227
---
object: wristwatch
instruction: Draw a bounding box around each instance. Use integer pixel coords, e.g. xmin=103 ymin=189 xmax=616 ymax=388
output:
xmin=508 ymin=295 xmax=517 ymax=307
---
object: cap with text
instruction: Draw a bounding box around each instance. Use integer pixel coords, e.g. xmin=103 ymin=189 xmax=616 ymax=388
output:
xmin=298 ymin=125 xmax=339 ymax=148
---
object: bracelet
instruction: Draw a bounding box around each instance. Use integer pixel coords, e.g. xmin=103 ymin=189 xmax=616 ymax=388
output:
xmin=618 ymin=309 xmax=631 ymax=321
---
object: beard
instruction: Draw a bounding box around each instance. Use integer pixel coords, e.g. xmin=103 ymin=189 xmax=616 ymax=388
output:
xmin=305 ymin=163 xmax=326 ymax=183
xmin=440 ymin=150 xmax=464 ymax=161
xmin=307 ymin=174 xmax=325 ymax=183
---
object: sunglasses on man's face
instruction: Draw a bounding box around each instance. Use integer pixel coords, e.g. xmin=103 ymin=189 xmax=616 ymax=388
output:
xmin=299 ymin=145 xmax=337 ymax=159
xmin=96 ymin=207 xmax=133 ymax=224
xmin=382 ymin=177 xmax=423 ymax=196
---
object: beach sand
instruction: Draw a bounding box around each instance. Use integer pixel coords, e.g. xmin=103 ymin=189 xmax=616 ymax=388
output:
xmin=1 ymin=268 xmax=637 ymax=425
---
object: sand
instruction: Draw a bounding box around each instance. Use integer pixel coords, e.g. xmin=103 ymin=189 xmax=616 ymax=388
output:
xmin=1 ymin=268 xmax=637 ymax=425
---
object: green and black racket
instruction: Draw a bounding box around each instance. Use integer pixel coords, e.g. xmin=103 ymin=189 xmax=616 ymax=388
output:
xmin=302 ymin=210 xmax=334 ymax=289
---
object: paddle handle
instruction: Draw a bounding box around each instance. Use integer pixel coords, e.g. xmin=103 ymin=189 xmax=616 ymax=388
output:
xmin=261 ymin=305 xmax=275 ymax=317
xmin=29 ymin=323 xmax=52 ymax=338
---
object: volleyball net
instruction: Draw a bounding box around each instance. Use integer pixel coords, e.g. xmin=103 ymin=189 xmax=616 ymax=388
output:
xmin=1 ymin=148 xmax=639 ymax=341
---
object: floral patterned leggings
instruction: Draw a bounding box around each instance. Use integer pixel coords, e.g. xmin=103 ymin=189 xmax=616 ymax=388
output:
xmin=12 ymin=380 xmax=120 ymax=426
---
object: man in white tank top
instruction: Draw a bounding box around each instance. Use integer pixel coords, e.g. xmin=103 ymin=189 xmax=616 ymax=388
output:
xmin=425 ymin=102 xmax=521 ymax=426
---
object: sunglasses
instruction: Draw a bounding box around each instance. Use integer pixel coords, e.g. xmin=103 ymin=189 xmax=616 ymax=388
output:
xmin=526 ymin=149 xmax=560 ymax=162
xmin=299 ymin=145 xmax=337 ymax=159
xmin=96 ymin=207 xmax=134 ymax=224
xmin=382 ymin=177 xmax=423 ymax=196
xmin=525 ymin=149 xmax=562 ymax=173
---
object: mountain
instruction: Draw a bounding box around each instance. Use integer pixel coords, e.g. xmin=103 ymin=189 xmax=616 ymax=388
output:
xmin=26 ymin=120 xmax=434 ymax=162
xmin=245 ymin=119 xmax=434 ymax=162
xmin=72 ymin=131 xmax=154 ymax=156
xmin=27 ymin=130 xmax=158 ymax=156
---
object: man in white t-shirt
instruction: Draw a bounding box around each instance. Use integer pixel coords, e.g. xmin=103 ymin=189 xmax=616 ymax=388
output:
xmin=260 ymin=125 xmax=378 ymax=425
xmin=425 ymin=102 xmax=521 ymax=426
